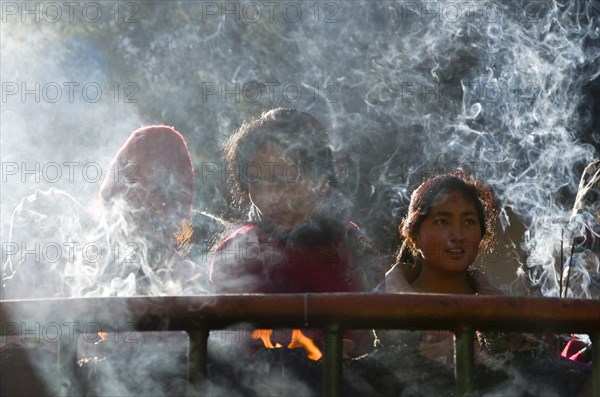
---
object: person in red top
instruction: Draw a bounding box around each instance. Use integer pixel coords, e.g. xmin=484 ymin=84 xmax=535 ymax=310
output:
xmin=210 ymin=108 xmax=384 ymax=358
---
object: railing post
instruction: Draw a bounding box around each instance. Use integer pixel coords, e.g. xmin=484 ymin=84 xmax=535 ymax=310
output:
xmin=454 ymin=326 xmax=474 ymax=397
xmin=58 ymin=327 xmax=81 ymax=397
xmin=323 ymin=324 xmax=343 ymax=397
xmin=593 ymin=333 xmax=600 ymax=397
xmin=187 ymin=326 xmax=209 ymax=397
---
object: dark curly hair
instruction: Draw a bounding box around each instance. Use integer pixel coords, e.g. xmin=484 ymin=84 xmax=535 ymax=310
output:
xmin=396 ymin=169 xmax=499 ymax=271
xmin=223 ymin=107 xmax=338 ymax=209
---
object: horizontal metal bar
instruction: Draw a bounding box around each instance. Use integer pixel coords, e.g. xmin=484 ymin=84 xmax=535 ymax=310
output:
xmin=1 ymin=294 xmax=599 ymax=334
xmin=2 ymin=294 xmax=598 ymax=396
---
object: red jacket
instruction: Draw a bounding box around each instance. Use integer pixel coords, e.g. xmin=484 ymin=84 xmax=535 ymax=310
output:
xmin=209 ymin=222 xmax=382 ymax=357
xmin=210 ymin=223 xmax=371 ymax=293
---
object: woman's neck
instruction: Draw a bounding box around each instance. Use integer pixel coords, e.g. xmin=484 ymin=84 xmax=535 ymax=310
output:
xmin=252 ymin=206 xmax=345 ymax=245
xmin=411 ymin=267 xmax=474 ymax=294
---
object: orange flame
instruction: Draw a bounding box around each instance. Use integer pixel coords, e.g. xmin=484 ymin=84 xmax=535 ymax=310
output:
xmin=251 ymin=329 xmax=283 ymax=349
xmin=251 ymin=329 xmax=323 ymax=361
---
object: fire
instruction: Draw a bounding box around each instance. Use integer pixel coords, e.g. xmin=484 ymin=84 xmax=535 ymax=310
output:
xmin=251 ymin=329 xmax=323 ymax=361
xmin=251 ymin=329 xmax=282 ymax=349
xmin=287 ymin=329 xmax=323 ymax=361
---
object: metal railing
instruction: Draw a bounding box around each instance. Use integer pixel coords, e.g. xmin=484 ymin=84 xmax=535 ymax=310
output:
xmin=1 ymin=293 xmax=599 ymax=396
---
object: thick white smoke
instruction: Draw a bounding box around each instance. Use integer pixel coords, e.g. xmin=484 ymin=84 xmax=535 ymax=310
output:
xmin=1 ymin=1 xmax=598 ymax=396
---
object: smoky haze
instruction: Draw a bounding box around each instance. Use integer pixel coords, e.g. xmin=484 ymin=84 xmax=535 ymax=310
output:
xmin=2 ymin=1 xmax=598 ymax=297
xmin=1 ymin=0 xmax=599 ymax=395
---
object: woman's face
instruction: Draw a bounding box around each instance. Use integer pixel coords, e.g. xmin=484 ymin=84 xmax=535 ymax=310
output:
xmin=247 ymin=145 xmax=325 ymax=232
xmin=414 ymin=190 xmax=483 ymax=274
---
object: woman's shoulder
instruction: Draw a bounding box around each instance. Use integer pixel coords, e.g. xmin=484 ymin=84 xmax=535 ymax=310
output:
xmin=467 ymin=268 xmax=503 ymax=295
xmin=385 ymin=262 xmax=418 ymax=293
xmin=224 ymin=223 xmax=260 ymax=239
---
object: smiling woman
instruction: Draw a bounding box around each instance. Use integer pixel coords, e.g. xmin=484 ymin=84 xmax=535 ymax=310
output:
xmin=383 ymin=170 xmax=501 ymax=366
xmin=386 ymin=169 xmax=500 ymax=295
xmin=411 ymin=191 xmax=484 ymax=293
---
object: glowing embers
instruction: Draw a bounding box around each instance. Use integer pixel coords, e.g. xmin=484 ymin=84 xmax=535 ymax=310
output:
xmin=251 ymin=329 xmax=323 ymax=361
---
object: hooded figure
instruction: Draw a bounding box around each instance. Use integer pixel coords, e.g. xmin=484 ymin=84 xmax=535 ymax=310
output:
xmin=97 ymin=125 xmax=201 ymax=295
xmin=77 ymin=126 xmax=198 ymax=396
xmin=99 ymin=125 xmax=194 ymax=237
